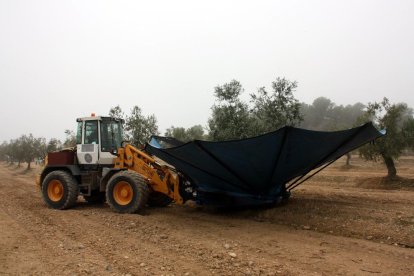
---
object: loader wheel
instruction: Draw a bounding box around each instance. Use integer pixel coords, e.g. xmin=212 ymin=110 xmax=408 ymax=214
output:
xmin=41 ymin=170 xmax=79 ymax=210
xmin=106 ymin=171 xmax=149 ymax=213
xmin=147 ymin=192 xmax=173 ymax=207
xmin=83 ymin=190 xmax=106 ymax=204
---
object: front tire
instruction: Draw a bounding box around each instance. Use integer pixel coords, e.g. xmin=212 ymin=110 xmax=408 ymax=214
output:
xmin=41 ymin=170 xmax=79 ymax=210
xmin=106 ymin=171 xmax=149 ymax=213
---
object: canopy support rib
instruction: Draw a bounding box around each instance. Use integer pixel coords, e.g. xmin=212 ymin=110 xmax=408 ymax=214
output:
xmin=286 ymin=158 xmax=337 ymax=191
xmin=286 ymin=125 xmax=367 ymax=191
xmin=193 ymin=141 xmax=252 ymax=192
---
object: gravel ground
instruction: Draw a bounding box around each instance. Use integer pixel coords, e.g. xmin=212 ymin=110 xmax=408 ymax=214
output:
xmin=0 ymin=156 xmax=413 ymax=275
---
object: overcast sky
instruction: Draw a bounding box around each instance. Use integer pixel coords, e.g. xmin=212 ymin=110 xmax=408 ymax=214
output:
xmin=1 ymin=0 xmax=413 ymax=142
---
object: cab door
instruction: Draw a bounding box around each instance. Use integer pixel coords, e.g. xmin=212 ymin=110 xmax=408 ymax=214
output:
xmin=77 ymin=120 xmax=99 ymax=165
xmin=98 ymin=119 xmax=119 ymax=165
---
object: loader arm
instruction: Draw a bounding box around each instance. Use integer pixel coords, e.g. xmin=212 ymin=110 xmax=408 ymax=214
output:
xmin=114 ymin=144 xmax=184 ymax=204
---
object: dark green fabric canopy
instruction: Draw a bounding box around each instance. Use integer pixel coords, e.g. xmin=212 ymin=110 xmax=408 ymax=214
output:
xmin=146 ymin=123 xmax=384 ymax=206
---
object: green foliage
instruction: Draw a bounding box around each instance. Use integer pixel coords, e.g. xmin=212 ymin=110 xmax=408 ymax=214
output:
xmin=0 ymin=140 xmax=15 ymax=163
xmin=208 ymin=78 xmax=303 ymax=141
xmin=125 ymin=106 xmax=159 ymax=147
xmin=165 ymin=127 xmax=187 ymax=142
xmin=109 ymin=105 xmax=126 ymax=120
xmin=0 ymin=135 xmax=51 ymax=168
xmin=10 ymin=138 xmax=25 ymax=166
xmin=208 ymin=80 xmax=254 ymax=141
xmin=165 ymin=125 xmax=206 ymax=142
xmin=186 ymin=125 xmax=206 ymax=141
xmin=0 ymin=142 xmax=7 ymax=161
xmin=402 ymin=118 xmax=414 ymax=148
xmin=109 ymin=105 xmax=129 ymax=140
xmin=214 ymin=80 xmax=244 ymax=103
xmin=5 ymin=140 xmax=16 ymax=164
xmin=358 ymin=98 xmax=414 ymax=177
xmin=63 ymin=129 xmax=76 ymax=148
xmin=300 ymin=97 xmax=334 ymax=130
xmin=47 ymin=138 xmax=62 ymax=153
xmin=109 ymin=105 xmax=159 ymax=146
xmin=301 ymin=97 xmax=365 ymax=131
xmin=251 ymin=77 xmax=302 ymax=133
xmin=20 ymin=134 xmax=45 ymax=169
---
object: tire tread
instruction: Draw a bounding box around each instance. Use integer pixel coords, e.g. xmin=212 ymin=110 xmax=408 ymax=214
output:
xmin=41 ymin=170 xmax=79 ymax=210
xmin=106 ymin=170 xmax=149 ymax=213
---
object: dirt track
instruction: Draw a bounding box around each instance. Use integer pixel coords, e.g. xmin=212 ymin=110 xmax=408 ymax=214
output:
xmin=1 ymin=157 xmax=413 ymax=275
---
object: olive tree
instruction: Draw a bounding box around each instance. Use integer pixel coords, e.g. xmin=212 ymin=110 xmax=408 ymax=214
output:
xmin=208 ymin=78 xmax=303 ymax=141
xmin=12 ymin=138 xmax=25 ymax=167
xmin=165 ymin=125 xmax=206 ymax=142
xmin=63 ymin=130 xmax=76 ymax=148
xmin=109 ymin=105 xmax=126 ymax=120
xmin=126 ymin=106 xmax=159 ymax=147
xmin=20 ymin=134 xmax=46 ymax=169
xmin=0 ymin=141 xmax=9 ymax=162
xmin=358 ymin=98 xmax=414 ymax=178
xmin=208 ymin=80 xmax=254 ymax=141
xmin=165 ymin=126 xmax=187 ymax=142
xmin=251 ymin=77 xmax=302 ymax=134
xmin=47 ymin=138 xmax=62 ymax=153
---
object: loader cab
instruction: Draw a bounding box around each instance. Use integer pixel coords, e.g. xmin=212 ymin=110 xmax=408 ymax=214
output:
xmin=76 ymin=115 xmax=124 ymax=166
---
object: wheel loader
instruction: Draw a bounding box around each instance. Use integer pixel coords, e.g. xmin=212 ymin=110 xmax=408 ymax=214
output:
xmin=37 ymin=114 xmax=384 ymax=213
xmin=36 ymin=114 xmax=194 ymax=213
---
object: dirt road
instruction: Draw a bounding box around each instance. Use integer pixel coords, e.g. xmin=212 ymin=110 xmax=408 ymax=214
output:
xmin=1 ymin=157 xmax=413 ymax=275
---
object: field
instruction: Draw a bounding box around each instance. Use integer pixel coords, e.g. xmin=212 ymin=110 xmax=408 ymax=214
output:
xmin=0 ymin=156 xmax=413 ymax=275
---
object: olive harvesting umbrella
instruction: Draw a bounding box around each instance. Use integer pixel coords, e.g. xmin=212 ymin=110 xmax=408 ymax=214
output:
xmin=146 ymin=122 xmax=384 ymax=206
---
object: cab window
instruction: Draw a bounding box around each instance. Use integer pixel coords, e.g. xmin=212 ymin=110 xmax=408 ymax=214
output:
xmin=84 ymin=121 xmax=98 ymax=144
xmin=76 ymin=122 xmax=82 ymax=144
xmin=100 ymin=120 xmax=123 ymax=152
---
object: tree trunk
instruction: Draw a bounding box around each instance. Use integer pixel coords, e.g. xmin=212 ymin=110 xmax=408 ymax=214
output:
xmin=17 ymin=161 xmax=21 ymax=167
xmin=381 ymin=154 xmax=397 ymax=178
xmin=27 ymin=161 xmax=31 ymax=169
xmin=345 ymin=153 xmax=351 ymax=166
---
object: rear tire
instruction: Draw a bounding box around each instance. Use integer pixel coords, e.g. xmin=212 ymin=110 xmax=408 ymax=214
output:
xmin=41 ymin=170 xmax=79 ymax=210
xmin=83 ymin=190 xmax=106 ymax=204
xmin=147 ymin=192 xmax=173 ymax=207
xmin=106 ymin=171 xmax=149 ymax=213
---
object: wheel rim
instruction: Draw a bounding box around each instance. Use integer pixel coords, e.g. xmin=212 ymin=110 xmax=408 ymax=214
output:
xmin=47 ymin=180 xmax=64 ymax=202
xmin=113 ymin=181 xmax=133 ymax=205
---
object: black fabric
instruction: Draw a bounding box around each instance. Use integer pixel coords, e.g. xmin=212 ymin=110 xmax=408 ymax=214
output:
xmin=145 ymin=123 xmax=384 ymax=206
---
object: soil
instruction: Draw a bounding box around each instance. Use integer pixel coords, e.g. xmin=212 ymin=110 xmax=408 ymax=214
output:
xmin=1 ymin=156 xmax=413 ymax=275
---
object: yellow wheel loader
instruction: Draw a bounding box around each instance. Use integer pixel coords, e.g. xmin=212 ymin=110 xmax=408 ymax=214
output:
xmin=37 ymin=114 xmax=193 ymax=213
xmin=37 ymin=114 xmax=384 ymax=213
